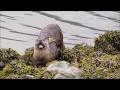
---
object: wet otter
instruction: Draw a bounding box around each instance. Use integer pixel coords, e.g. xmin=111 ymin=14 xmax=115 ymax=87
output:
xmin=32 ymin=24 xmax=65 ymax=66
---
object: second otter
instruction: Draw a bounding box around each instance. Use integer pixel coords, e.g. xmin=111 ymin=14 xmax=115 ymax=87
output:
xmin=32 ymin=24 xmax=65 ymax=66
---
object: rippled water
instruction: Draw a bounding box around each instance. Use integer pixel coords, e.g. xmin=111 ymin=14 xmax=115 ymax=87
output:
xmin=0 ymin=11 xmax=120 ymax=55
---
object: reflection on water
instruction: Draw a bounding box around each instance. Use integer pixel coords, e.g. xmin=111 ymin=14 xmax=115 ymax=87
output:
xmin=0 ymin=11 xmax=120 ymax=55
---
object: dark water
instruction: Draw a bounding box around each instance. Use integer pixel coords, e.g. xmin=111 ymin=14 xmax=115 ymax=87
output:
xmin=0 ymin=11 xmax=120 ymax=55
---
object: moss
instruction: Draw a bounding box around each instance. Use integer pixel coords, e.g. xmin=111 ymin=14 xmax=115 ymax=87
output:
xmin=94 ymin=30 xmax=120 ymax=54
xmin=0 ymin=48 xmax=20 ymax=64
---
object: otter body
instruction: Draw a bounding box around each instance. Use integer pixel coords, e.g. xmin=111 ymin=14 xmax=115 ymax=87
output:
xmin=32 ymin=24 xmax=65 ymax=66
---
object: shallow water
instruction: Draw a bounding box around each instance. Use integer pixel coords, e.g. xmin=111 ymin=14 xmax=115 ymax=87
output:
xmin=0 ymin=11 xmax=120 ymax=55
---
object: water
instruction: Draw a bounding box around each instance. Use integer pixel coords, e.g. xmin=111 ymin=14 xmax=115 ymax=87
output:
xmin=0 ymin=11 xmax=120 ymax=55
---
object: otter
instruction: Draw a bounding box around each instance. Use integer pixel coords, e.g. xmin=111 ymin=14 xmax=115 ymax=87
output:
xmin=32 ymin=24 xmax=65 ymax=66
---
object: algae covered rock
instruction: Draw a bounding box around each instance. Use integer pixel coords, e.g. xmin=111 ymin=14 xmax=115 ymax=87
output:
xmin=58 ymin=44 xmax=94 ymax=63
xmin=0 ymin=60 xmax=45 ymax=79
xmin=41 ymin=61 xmax=84 ymax=79
xmin=94 ymin=30 xmax=120 ymax=54
xmin=21 ymin=47 xmax=34 ymax=65
xmin=0 ymin=48 xmax=20 ymax=64
xmin=78 ymin=54 xmax=120 ymax=79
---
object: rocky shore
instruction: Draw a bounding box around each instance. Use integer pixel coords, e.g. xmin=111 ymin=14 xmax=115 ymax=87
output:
xmin=0 ymin=30 xmax=120 ymax=79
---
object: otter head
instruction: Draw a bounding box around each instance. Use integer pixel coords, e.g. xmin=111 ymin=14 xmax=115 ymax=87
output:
xmin=32 ymin=39 xmax=47 ymax=66
xmin=32 ymin=38 xmax=53 ymax=66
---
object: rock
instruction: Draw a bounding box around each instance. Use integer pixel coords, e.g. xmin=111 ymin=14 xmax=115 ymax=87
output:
xmin=0 ymin=62 xmax=5 ymax=69
xmin=42 ymin=61 xmax=84 ymax=79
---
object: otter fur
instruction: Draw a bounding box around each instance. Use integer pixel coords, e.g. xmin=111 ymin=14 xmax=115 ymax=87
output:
xmin=32 ymin=24 xmax=65 ymax=66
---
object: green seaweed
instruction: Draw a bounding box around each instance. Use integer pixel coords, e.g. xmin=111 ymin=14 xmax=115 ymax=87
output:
xmin=78 ymin=54 xmax=120 ymax=79
xmin=58 ymin=43 xmax=94 ymax=63
xmin=94 ymin=30 xmax=120 ymax=54
xmin=0 ymin=60 xmax=45 ymax=79
xmin=21 ymin=47 xmax=34 ymax=65
xmin=0 ymin=48 xmax=20 ymax=64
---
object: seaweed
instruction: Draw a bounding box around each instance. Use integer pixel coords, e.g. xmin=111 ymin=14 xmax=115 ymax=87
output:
xmin=0 ymin=48 xmax=20 ymax=64
xmin=0 ymin=60 xmax=45 ymax=79
xmin=94 ymin=30 xmax=120 ymax=54
xmin=21 ymin=47 xmax=34 ymax=65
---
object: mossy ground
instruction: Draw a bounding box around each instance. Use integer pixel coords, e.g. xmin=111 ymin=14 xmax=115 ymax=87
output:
xmin=0 ymin=30 xmax=120 ymax=79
